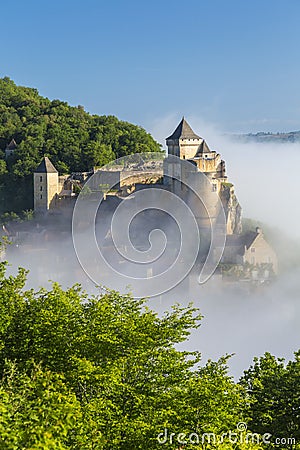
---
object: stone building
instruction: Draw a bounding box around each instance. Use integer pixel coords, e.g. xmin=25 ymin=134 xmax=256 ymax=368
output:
xmin=243 ymin=227 xmax=278 ymax=272
xmin=163 ymin=117 xmax=241 ymax=234
xmin=163 ymin=118 xmax=278 ymax=275
xmin=33 ymin=157 xmax=59 ymax=212
xmin=30 ymin=120 xmax=277 ymax=277
xmin=221 ymin=227 xmax=278 ymax=273
xmin=33 ymin=157 xmax=121 ymax=213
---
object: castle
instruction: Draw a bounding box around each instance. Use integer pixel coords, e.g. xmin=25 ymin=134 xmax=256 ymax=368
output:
xmin=33 ymin=117 xmax=242 ymax=235
xmin=30 ymin=117 xmax=277 ymax=277
xmin=163 ymin=117 xmax=242 ymax=235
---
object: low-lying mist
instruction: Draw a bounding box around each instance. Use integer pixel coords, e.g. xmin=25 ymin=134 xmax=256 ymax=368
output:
xmin=3 ymin=115 xmax=300 ymax=378
xmin=150 ymin=113 xmax=300 ymax=239
xmin=150 ymin=114 xmax=300 ymax=377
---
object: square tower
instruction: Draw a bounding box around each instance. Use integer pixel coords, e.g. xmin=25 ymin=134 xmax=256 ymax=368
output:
xmin=34 ymin=157 xmax=59 ymax=212
xmin=166 ymin=117 xmax=202 ymax=160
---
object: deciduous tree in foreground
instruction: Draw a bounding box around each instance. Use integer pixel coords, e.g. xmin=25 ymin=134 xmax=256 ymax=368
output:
xmin=0 ymin=262 xmax=298 ymax=449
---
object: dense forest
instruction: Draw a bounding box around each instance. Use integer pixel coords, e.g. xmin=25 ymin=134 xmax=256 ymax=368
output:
xmin=0 ymin=257 xmax=299 ymax=449
xmin=0 ymin=77 xmax=161 ymax=213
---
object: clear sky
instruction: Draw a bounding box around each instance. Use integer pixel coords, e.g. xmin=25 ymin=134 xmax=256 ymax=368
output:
xmin=1 ymin=0 xmax=300 ymax=134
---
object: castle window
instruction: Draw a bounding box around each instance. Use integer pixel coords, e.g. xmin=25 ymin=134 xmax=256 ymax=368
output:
xmin=40 ymin=186 xmax=43 ymax=191
xmin=40 ymin=176 xmax=42 ymax=182
xmin=251 ymin=247 xmax=255 ymax=253
xmin=40 ymin=194 xmax=43 ymax=199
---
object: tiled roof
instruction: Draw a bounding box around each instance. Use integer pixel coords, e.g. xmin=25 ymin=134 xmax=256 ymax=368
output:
xmin=225 ymin=231 xmax=259 ymax=254
xmin=195 ymin=140 xmax=211 ymax=155
xmin=34 ymin=157 xmax=58 ymax=173
xmin=242 ymin=231 xmax=259 ymax=249
xmin=166 ymin=117 xmax=201 ymax=140
xmin=6 ymin=139 xmax=17 ymax=150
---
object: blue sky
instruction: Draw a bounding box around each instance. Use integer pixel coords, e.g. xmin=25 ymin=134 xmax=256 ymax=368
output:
xmin=1 ymin=0 xmax=300 ymax=134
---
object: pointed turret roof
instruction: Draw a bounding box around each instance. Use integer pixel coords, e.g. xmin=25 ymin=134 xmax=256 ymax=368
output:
xmin=6 ymin=139 xmax=17 ymax=150
xmin=166 ymin=117 xmax=201 ymax=140
xmin=34 ymin=156 xmax=58 ymax=173
xmin=195 ymin=139 xmax=211 ymax=155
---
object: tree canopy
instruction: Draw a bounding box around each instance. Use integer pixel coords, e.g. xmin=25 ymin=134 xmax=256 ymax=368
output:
xmin=240 ymin=352 xmax=300 ymax=449
xmin=0 ymin=259 xmax=298 ymax=449
xmin=0 ymin=77 xmax=162 ymax=212
xmin=0 ymin=262 xmax=254 ymax=449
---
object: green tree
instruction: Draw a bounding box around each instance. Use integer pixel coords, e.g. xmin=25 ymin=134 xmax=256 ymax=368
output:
xmin=0 ymin=363 xmax=82 ymax=449
xmin=0 ymin=161 xmax=7 ymax=176
xmin=83 ymin=142 xmax=116 ymax=169
xmin=0 ymin=263 xmax=253 ymax=449
xmin=0 ymin=77 xmax=162 ymax=214
xmin=240 ymin=352 xmax=300 ymax=449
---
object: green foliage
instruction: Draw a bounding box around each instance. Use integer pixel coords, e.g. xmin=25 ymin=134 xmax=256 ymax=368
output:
xmin=0 ymin=263 xmax=297 ymax=448
xmin=0 ymin=77 xmax=162 ymax=213
xmin=22 ymin=209 xmax=34 ymax=221
xmin=240 ymin=352 xmax=300 ymax=448
xmin=219 ymin=262 xmax=275 ymax=281
xmin=221 ymin=182 xmax=233 ymax=188
xmin=170 ymin=356 xmax=248 ymax=447
xmin=0 ymin=160 xmax=7 ymax=176
xmin=0 ymin=211 xmax=21 ymax=224
xmin=0 ymin=362 xmax=81 ymax=449
xmin=0 ymin=209 xmax=34 ymax=224
xmin=0 ymin=263 xmax=257 ymax=449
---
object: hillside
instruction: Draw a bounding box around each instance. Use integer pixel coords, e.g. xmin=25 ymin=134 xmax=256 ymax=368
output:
xmin=0 ymin=77 xmax=161 ymax=213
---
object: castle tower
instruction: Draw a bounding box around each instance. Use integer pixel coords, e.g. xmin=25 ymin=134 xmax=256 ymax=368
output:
xmin=166 ymin=117 xmax=202 ymax=159
xmin=164 ymin=117 xmax=199 ymax=192
xmin=163 ymin=118 xmax=242 ymax=234
xmin=164 ymin=117 xmax=228 ymax=189
xmin=33 ymin=157 xmax=58 ymax=212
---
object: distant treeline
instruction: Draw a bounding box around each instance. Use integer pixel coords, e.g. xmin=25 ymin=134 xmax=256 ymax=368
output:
xmin=232 ymin=130 xmax=300 ymax=143
xmin=0 ymin=77 xmax=161 ymax=212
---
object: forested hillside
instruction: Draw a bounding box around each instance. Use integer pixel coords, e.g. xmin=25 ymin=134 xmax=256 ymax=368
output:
xmin=0 ymin=77 xmax=161 ymax=213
